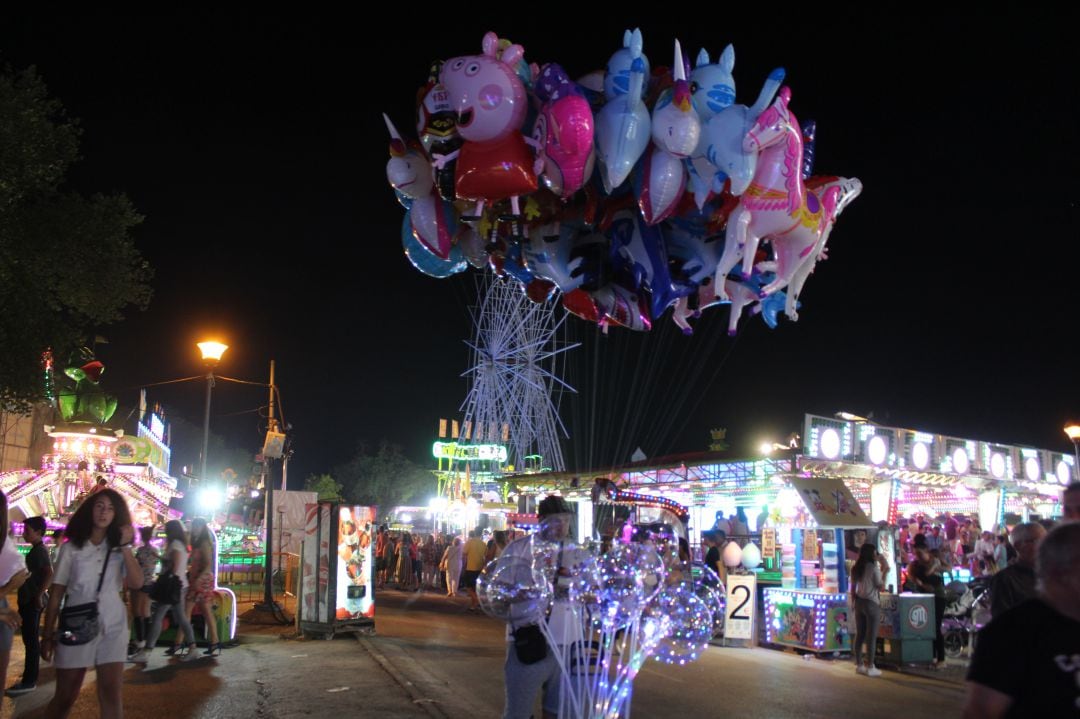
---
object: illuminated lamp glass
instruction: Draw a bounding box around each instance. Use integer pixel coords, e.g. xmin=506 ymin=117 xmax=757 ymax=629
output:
xmin=989 ymin=453 xmax=1006 ymax=479
xmin=1057 ymin=460 xmax=1072 ymax=485
xmin=1024 ymin=457 xmax=1040 ymax=482
xmin=820 ymin=429 xmax=841 ymax=460
xmin=952 ymin=447 xmax=969 ymax=475
xmin=867 ymin=436 xmax=887 ymax=465
xmin=912 ymin=441 xmax=930 ymax=470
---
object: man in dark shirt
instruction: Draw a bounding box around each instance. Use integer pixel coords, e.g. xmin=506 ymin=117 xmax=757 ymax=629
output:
xmin=6 ymin=516 xmax=52 ymax=697
xmin=964 ymin=521 xmax=1080 ymax=717
xmin=989 ymin=522 xmax=1046 ymax=618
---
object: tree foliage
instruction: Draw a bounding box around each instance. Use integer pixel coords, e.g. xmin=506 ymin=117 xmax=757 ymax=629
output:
xmin=0 ymin=64 xmax=153 ymax=411
xmin=304 ymin=473 xmax=343 ymax=502
xmin=332 ymin=440 xmax=436 ymax=512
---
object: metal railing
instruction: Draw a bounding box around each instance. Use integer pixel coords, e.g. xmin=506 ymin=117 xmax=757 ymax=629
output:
xmin=218 ymin=551 xmax=299 ymax=614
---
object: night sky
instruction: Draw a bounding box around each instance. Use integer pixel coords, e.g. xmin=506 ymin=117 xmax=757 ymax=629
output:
xmin=3 ymin=10 xmax=1078 ymax=486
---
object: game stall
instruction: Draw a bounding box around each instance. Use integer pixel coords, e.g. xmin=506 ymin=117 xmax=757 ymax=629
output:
xmin=762 ymin=476 xmax=873 ymax=654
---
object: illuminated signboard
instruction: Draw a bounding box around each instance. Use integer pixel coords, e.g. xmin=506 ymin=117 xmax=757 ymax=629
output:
xmin=431 ymin=441 xmax=508 ymax=463
xmin=136 ymin=418 xmax=171 ymax=474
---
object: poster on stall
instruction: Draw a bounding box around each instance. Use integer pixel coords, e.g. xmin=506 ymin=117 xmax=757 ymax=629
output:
xmin=788 ymin=476 xmax=872 ymax=527
xmin=336 ymin=505 xmax=376 ymax=620
xmin=762 ymin=528 xmax=776 ymax=560
xmin=803 ymin=529 xmax=818 ymax=560
xmin=302 ymin=503 xmax=331 ymax=625
xmin=826 ymin=605 xmax=853 ymax=651
xmin=724 ymin=574 xmax=757 ymax=641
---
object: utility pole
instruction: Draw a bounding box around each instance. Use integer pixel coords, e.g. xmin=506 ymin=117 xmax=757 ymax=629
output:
xmin=259 ymin=360 xmax=280 ymax=610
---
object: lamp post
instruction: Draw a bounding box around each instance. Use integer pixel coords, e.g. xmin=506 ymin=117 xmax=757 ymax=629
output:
xmin=197 ymin=341 xmax=228 ymax=485
xmin=1064 ymin=423 xmax=1080 ymax=480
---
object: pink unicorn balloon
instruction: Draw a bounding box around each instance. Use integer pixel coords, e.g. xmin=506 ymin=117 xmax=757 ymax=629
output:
xmin=715 ymin=88 xmax=852 ymax=299
xmin=437 ymin=32 xmax=538 ymax=218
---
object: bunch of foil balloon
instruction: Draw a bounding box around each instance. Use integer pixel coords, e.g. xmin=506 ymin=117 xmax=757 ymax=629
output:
xmin=478 ymin=522 xmax=726 ymax=718
xmin=384 ymin=28 xmax=861 ymax=334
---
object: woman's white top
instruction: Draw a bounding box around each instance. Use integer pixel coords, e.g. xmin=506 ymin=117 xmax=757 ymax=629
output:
xmin=0 ymin=538 xmax=24 ymax=584
xmin=53 ymin=540 xmax=128 ymax=631
xmin=167 ymin=539 xmax=190 ymax=589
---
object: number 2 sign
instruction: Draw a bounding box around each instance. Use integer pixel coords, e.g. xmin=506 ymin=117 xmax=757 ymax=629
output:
xmin=725 ymin=574 xmax=757 ymax=641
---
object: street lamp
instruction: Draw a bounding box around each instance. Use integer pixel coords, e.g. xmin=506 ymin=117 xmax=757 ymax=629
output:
xmin=1064 ymin=423 xmax=1080 ymax=480
xmin=197 ymin=341 xmax=228 ymax=484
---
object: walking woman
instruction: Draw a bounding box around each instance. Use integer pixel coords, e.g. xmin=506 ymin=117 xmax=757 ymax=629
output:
xmin=128 ymin=526 xmax=158 ymax=657
xmin=40 ymin=489 xmax=145 ymax=718
xmin=442 ymin=536 xmax=463 ymax=597
xmin=130 ymin=520 xmax=198 ymax=663
xmin=184 ymin=518 xmax=221 ymax=656
xmin=850 ymin=543 xmax=888 ymax=677
xmin=0 ymin=491 xmax=28 ymax=697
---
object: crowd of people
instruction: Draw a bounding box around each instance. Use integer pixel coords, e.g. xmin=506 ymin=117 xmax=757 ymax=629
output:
xmin=0 ymin=486 xmax=226 ymax=718
xmin=373 ymin=526 xmax=517 ymax=609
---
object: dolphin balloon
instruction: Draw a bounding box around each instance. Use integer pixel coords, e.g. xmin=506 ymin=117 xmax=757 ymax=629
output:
xmin=595 ymin=29 xmax=652 ymax=193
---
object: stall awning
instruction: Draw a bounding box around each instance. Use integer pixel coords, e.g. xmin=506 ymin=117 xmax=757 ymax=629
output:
xmin=789 ymin=476 xmax=873 ymax=528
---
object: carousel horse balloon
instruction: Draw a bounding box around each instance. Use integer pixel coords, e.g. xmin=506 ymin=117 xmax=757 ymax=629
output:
xmin=637 ymin=40 xmax=699 ymax=225
xmin=384 ymin=114 xmax=458 ymax=260
xmin=779 ymin=175 xmax=862 ymax=320
xmin=436 ymin=32 xmax=538 ymax=219
xmin=716 ymin=88 xmax=852 ymax=301
xmin=595 ymin=28 xmax=652 ymax=193
xmin=531 ymin=63 xmax=595 ymax=199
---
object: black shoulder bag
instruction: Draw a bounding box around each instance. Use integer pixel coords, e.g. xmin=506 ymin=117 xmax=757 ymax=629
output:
xmin=150 ymin=569 xmax=182 ymax=605
xmin=58 ymin=548 xmax=111 ymax=646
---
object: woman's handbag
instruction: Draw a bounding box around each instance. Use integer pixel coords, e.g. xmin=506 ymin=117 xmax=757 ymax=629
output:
xmin=58 ymin=549 xmax=111 ymax=646
xmin=149 ymin=570 xmax=182 ymax=605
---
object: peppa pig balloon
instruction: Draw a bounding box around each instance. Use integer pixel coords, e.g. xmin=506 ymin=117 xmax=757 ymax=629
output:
xmin=437 ymin=32 xmax=538 ymax=219
xmin=532 ymin=63 xmax=595 ymax=199
xmin=594 ymin=29 xmax=652 ymax=194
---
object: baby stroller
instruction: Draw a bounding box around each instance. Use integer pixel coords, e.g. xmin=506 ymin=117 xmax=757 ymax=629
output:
xmin=942 ymin=576 xmax=991 ymax=658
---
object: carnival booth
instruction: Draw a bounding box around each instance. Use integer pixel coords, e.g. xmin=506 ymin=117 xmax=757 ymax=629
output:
xmin=762 ymin=476 xmax=872 ymax=654
xmin=299 ymin=503 xmax=376 ymax=637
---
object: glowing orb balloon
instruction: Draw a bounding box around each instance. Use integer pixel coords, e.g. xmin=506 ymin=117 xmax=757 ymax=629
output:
xmin=477 ymin=556 xmax=552 ymax=622
xmin=593 ymin=545 xmax=647 ymax=630
xmin=647 ymin=582 xmax=714 ymax=665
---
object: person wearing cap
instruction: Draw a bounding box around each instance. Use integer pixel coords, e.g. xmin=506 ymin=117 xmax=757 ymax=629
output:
xmin=500 ymin=495 xmax=581 ymax=719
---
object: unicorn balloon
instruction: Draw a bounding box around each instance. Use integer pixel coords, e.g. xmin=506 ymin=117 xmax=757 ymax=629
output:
xmin=437 ymin=32 xmax=538 ymax=219
xmin=595 ymin=29 xmax=652 ymax=193
xmin=637 ymin=40 xmax=699 ymax=225
xmin=671 ymin=270 xmax=790 ymax=336
xmin=384 ymin=114 xmax=457 ymax=260
xmin=715 ymin=88 xmax=857 ymax=302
